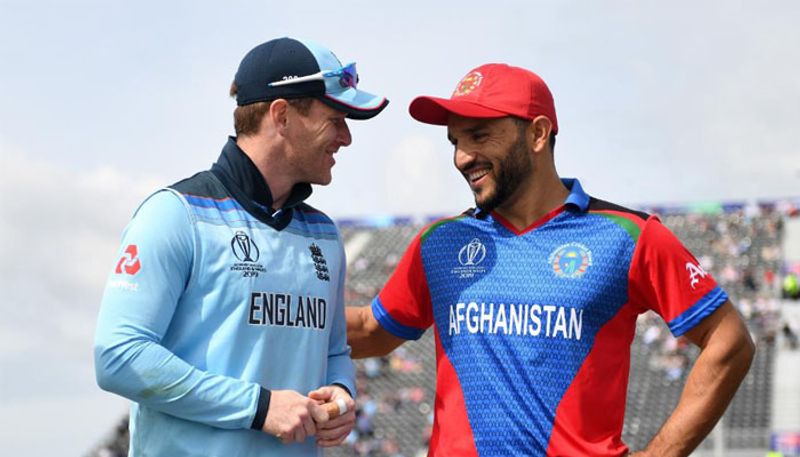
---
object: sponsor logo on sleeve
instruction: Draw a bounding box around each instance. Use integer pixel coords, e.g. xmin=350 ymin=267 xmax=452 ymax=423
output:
xmin=110 ymin=244 xmax=141 ymax=291
xmin=685 ymin=262 xmax=708 ymax=289
xmin=115 ymin=244 xmax=141 ymax=275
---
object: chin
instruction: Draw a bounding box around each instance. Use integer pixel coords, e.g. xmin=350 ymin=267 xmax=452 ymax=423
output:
xmin=314 ymin=175 xmax=333 ymax=186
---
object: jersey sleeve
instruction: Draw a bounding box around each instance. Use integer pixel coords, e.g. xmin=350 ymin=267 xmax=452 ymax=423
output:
xmin=94 ymin=190 xmax=262 ymax=430
xmin=628 ymin=216 xmax=729 ymax=336
xmin=371 ymin=230 xmax=433 ymax=340
xmin=325 ymin=235 xmax=356 ymax=397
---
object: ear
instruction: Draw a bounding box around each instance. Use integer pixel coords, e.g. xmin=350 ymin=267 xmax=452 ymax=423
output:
xmin=529 ymin=115 xmax=553 ymax=154
xmin=268 ymin=99 xmax=290 ymax=135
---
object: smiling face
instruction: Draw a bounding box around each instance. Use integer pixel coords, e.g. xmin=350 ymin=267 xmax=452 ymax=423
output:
xmin=447 ymin=115 xmax=533 ymax=213
xmin=284 ymin=99 xmax=352 ymax=185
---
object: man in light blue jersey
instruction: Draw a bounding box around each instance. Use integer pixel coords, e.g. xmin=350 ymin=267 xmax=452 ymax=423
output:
xmin=95 ymin=37 xmax=388 ymax=456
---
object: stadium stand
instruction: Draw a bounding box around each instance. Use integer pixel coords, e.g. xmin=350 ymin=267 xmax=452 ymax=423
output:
xmin=88 ymin=204 xmax=796 ymax=457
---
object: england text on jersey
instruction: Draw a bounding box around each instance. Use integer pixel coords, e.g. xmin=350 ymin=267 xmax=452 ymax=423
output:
xmin=448 ymin=302 xmax=583 ymax=340
xmin=248 ymin=292 xmax=327 ymax=330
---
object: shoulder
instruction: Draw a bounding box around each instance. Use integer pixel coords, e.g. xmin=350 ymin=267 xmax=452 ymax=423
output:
xmin=419 ymin=208 xmax=477 ymax=241
xmin=584 ymin=197 xmax=654 ymax=242
xmin=295 ymin=202 xmax=336 ymax=226
xmin=169 ymin=170 xmax=228 ymax=200
xmin=292 ymin=203 xmax=342 ymax=243
xmin=133 ymin=189 xmax=190 ymax=222
xmin=586 ymin=197 xmax=650 ymax=222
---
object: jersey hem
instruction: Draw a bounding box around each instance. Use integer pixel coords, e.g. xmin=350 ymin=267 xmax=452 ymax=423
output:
xmin=371 ymin=297 xmax=425 ymax=340
xmin=668 ymin=286 xmax=729 ymax=336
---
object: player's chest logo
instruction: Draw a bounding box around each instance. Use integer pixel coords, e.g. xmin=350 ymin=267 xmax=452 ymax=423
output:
xmin=452 ymin=238 xmax=488 ymax=279
xmin=229 ymin=230 xmax=266 ymax=278
xmin=548 ymin=242 xmax=593 ymax=278
xmin=309 ymin=243 xmax=330 ymax=282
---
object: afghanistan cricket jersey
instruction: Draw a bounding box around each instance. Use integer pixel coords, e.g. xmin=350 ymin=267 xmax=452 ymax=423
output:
xmin=95 ymin=137 xmax=355 ymax=457
xmin=373 ymin=178 xmax=728 ymax=457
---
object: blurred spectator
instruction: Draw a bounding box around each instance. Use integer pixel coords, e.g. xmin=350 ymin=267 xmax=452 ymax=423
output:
xmin=782 ymin=320 xmax=799 ymax=350
xmin=92 ymin=207 xmax=794 ymax=456
xmin=783 ymin=273 xmax=799 ymax=300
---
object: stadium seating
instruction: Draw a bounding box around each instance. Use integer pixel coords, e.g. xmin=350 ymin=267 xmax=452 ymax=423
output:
xmin=89 ymin=208 xmax=785 ymax=456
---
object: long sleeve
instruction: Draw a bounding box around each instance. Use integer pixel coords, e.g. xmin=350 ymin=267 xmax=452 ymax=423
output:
xmin=94 ymin=190 xmax=262 ymax=430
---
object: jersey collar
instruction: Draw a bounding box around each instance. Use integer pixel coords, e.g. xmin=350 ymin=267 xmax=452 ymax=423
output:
xmin=562 ymin=178 xmax=590 ymax=212
xmin=472 ymin=177 xmax=590 ymax=220
xmin=211 ymin=137 xmax=312 ymax=230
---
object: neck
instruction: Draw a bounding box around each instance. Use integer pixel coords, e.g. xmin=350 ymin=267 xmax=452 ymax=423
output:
xmin=494 ymin=166 xmax=569 ymax=231
xmin=236 ymin=135 xmax=294 ymax=209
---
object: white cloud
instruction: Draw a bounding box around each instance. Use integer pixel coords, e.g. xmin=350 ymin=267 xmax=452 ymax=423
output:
xmin=0 ymin=141 xmax=162 ymax=454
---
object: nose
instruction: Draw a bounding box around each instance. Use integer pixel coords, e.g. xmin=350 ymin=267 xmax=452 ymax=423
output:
xmin=337 ymin=120 xmax=352 ymax=147
xmin=454 ymin=146 xmax=476 ymax=171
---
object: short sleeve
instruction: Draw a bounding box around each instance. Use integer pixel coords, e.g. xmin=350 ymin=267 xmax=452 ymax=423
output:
xmin=628 ymin=217 xmax=729 ymax=336
xmin=371 ymin=231 xmax=434 ymax=340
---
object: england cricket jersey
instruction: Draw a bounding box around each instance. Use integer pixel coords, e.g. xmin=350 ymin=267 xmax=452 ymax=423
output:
xmin=373 ymin=178 xmax=727 ymax=457
xmin=95 ymin=137 xmax=355 ymax=457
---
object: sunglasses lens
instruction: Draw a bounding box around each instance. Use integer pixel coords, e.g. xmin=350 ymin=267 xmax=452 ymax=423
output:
xmin=338 ymin=63 xmax=358 ymax=89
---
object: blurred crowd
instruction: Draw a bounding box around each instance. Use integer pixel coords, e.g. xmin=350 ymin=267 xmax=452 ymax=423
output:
xmin=638 ymin=207 xmax=798 ymax=383
xmin=335 ymin=347 xmax=432 ymax=457
xmin=88 ymin=206 xmax=800 ymax=456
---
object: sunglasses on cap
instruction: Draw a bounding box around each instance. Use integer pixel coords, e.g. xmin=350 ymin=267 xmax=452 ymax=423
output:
xmin=268 ymin=62 xmax=359 ymax=89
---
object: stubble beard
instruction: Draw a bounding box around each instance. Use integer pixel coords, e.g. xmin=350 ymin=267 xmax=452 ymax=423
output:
xmin=474 ymin=130 xmax=533 ymax=213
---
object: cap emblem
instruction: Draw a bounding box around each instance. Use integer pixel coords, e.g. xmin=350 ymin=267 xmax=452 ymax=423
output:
xmin=452 ymin=71 xmax=483 ymax=97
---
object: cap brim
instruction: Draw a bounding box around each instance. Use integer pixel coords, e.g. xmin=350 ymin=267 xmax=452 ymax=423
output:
xmin=320 ymin=87 xmax=389 ymax=120
xmin=409 ymin=96 xmax=509 ymax=125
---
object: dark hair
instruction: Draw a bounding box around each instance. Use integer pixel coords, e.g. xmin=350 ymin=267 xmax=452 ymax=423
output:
xmin=512 ymin=117 xmax=556 ymax=152
xmin=229 ymin=82 xmax=314 ymax=136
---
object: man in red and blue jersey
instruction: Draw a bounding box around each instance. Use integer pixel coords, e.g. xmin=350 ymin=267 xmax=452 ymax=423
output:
xmin=346 ymin=63 xmax=754 ymax=456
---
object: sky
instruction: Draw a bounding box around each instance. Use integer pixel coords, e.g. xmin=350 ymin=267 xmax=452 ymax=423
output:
xmin=1 ymin=1 xmax=799 ymax=455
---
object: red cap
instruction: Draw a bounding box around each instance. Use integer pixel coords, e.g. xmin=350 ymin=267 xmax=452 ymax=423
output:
xmin=408 ymin=63 xmax=558 ymax=134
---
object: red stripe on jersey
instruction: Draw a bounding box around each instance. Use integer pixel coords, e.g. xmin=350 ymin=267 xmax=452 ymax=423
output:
xmin=546 ymin=302 xmax=638 ymax=457
xmin=429 ymin=325 xmax=479 ymax=457
xmin=492 ymin=205 xmax=567 ymax=236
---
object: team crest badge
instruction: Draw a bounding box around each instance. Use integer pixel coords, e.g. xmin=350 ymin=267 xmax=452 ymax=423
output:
xmin=549 ymin=243 xmax=593 ymax=279
xmin=452 ymin=71 xmax=483 ymax=97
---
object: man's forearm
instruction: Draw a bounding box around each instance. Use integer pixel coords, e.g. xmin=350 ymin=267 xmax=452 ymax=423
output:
xmin=346 ymin=306 xmax=376 ymax=358
xmin=637 ymin=324 xmax=754 ymax=456
xmin=345 ymin=306 xmax=404 ymax=358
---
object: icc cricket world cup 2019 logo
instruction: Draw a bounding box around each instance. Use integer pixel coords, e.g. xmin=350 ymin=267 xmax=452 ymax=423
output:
xmin=458 ymin=238 xmax=487 ymax=266
xmin=230 ymin=231 xmax=265 ymax=278
xmin=232 ymin=231 xmax=260 ymax=262
xmin=452 ymin=238 xmax=488 ymax=279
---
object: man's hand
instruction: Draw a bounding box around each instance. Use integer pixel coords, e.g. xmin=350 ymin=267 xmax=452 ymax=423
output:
xmin=261 ymin=390 xmax=327 ymax=444
xmin=308 ymin=385 xmax=356 ymax=447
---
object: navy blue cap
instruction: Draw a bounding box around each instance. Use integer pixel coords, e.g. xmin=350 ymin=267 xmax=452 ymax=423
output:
xmin=234 ymin=37 xmax=388 ymax=120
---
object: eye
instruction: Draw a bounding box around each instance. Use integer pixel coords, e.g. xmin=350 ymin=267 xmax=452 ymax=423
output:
xmin=472 ymin=132 xmax=488 ymax=142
